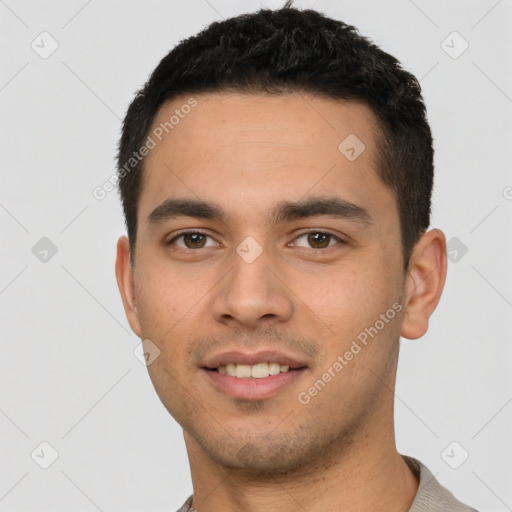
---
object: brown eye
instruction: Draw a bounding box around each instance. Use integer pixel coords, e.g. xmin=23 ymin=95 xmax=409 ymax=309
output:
xmin=293 ymin=232 xmax=342 ymax=249
xmin=183 ymin=233 xmax=207 ymax=248
xmin=308 ymin=233 xmax=330 ymax=248
xmin=169 ymin=232 xmax=216 ymax=249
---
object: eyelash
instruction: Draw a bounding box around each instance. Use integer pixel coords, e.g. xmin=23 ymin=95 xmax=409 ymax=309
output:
xmin=166 ymin=230 xmax=346 ymax=250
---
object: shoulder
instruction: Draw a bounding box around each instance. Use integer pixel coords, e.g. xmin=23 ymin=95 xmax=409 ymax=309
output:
xmin=404 ymin=455 xmax=479 ymax=512
xmin=174 ymin=495 xmax=194 ymax=512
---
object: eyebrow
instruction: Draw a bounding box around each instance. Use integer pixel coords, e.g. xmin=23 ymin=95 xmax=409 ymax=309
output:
xmin=147 ymin=196 xmax=373 ymax=227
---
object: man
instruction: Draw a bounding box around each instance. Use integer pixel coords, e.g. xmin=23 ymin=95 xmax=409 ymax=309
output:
xmin=115 ymin=2 xmax=478 ymax=511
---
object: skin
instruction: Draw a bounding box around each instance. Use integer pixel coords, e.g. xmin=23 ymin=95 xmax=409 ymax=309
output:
xmin=116 ymin=91 xmax=447 ymax=512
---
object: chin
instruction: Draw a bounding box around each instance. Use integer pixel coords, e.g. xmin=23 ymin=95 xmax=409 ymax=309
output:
xmin=196 ymin=428 xmax=331 ymax=480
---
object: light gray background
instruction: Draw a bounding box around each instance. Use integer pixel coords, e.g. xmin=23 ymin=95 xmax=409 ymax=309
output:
xmin=1 ymin=0 xmax=511 ymax=510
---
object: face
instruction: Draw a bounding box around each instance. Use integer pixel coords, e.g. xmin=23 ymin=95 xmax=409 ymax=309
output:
xmin=116 ymin=92 xmax=441 ymax=478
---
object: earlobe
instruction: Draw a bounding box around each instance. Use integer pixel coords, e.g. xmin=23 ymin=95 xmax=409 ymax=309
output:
xmin=115 ymin=236 xmax=142 ymax=338
xmin=400 ymin=229 xmax=447 ymax=340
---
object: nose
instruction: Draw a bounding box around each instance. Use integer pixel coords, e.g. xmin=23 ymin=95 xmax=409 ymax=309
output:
xmin=210 ymin=242 xmax=294 ymax=329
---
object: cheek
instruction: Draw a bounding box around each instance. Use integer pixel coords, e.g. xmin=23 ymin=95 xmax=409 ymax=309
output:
xmin=133 ymin=261 xmax=210 ymax=371
xmin=298 ymin=259 xmax=402 ymax=346
xmin=296 ymin=263 xmax=402 ymax=408
xmin=134 ymin=260 xmax=197 ymax=331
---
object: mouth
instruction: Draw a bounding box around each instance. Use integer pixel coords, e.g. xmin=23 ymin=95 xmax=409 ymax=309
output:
xmin=201 ymin=350 xmax=309 ymax=400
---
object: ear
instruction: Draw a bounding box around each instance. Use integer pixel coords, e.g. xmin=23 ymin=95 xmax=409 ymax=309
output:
xmin=115 ymin=236 xmax=142 ymax=338
xmin=400 ymin=229 xmax=447 ymax=340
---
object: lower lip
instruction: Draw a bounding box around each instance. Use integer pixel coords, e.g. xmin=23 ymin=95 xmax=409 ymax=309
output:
xmin=202 ymin=368 xmax=307 ymax=400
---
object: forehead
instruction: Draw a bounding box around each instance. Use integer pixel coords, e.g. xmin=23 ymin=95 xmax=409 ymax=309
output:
xmin=138 ymin=91 xmax=393 ymax=225
xmin=148 ymin=91 xmax=380 ymax=163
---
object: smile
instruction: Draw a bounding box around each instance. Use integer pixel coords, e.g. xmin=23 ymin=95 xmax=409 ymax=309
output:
xmin=203 ymin=366 xmax=307 ymax=400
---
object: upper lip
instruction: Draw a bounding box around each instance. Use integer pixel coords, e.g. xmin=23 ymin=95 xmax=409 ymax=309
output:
xmin=202 ymin=349 xmax=309 ymax=370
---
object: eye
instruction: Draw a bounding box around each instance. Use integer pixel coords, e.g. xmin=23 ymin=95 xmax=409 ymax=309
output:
xmin=168 ymin=231 xmax=218 ymax=249
xmin=291 ymin=231 xmax=344 ymax=249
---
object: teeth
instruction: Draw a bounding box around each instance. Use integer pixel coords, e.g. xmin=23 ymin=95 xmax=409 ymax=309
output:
xmin=235 ymin=364 xmax=252 ymax=378
xmin=251 ymin=362 xmax=269 ymax=378
xmin=269 ymin=363 xmax=281 ymax=375
xmin=216 ymin=362 xmax=293 ymax=378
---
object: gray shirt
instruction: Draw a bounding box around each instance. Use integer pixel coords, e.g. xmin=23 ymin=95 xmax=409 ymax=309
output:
xmin=175 ymin=456 xmax=478 ymax=511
